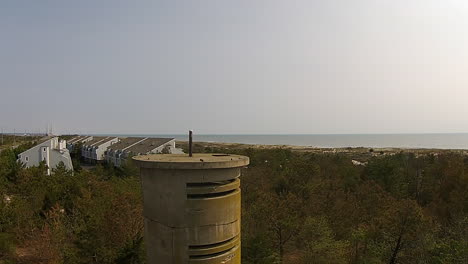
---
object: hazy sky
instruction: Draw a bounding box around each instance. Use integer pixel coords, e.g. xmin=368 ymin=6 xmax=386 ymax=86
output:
xmin=2 ymin=0 xmax=468 ymax=134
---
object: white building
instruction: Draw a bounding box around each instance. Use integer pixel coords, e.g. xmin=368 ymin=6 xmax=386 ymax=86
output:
xmin=106 ymin=137 xmax=179 ymax=167
xmin=17 ymin=137 xmax=73 ymax=175
xmin=82 ymin=136 xmax=119 ymax=163
xmin=105 ymin=137 xmax=147 ymax=166
xmin=66 ymin=135 xmax=93 ymax=152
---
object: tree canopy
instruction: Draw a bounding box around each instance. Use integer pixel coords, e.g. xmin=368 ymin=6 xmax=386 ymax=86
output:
xmin=0 ymin=144 xmax=467 ymax=263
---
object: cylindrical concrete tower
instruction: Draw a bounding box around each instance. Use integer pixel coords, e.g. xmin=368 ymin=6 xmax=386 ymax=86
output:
xmin=133 ymin=153 xmax=249 ymax=264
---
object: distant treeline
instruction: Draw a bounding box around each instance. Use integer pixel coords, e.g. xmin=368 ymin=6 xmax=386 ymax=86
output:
xmin=0 ymin=143 xmax=467 ymax=263
xmin=0 ymin=135 xmax=41 ymax=149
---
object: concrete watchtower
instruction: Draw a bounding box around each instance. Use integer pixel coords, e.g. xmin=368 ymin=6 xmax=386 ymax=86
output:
xmin=133 ymin=153 xmax=249 ymax=263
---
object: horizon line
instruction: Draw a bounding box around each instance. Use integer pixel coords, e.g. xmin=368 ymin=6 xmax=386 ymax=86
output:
xmin=85 ymin=132 xmax=468 ymax=136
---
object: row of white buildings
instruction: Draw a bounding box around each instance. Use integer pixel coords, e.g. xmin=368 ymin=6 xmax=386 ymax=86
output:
xmin=17 ymin=135 xmax=182 ymax=174
xmin=67 ymin=135 xmax=181 ymax=166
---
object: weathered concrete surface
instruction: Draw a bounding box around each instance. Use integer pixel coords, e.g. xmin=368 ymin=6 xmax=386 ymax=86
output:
xmin=133 ymin=153 xmax=249 ymax=169
xmin=133 ymin=153 xmax=249 ymax=264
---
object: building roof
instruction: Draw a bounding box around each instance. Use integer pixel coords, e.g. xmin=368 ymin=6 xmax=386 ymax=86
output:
xmin=125 ymin=138 xmax=174 ymax=155
xmin=82 ymin=136 xmax=110 ymax=147
xmin=107 ymin=137 xmax=145 ymax=151
xmin=18 ymin=137 xmax=56 ymax=155
xmin=67 ymin=136 xmax=79 ymax=143
xmin=93 ymin=137 xmax=118 ymax=147
xmin=77 ymin=136 xmax=93 ymax=143
xmin=68 ymin=136 xmax=85 ymax=144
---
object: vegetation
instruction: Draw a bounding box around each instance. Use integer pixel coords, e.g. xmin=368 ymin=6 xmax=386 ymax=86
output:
xmin=0 ymin=143 xmax=144 ymax=264
xmin=0 ymin=135 xmax=41 ymax=151
xmin=0 ymin=142 xmax=467 ymax=263
xmin=237 ymin=149 xmax=468 ymax=264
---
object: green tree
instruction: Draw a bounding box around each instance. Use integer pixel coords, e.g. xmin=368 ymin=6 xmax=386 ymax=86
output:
xmin=297 ymin=216 xmax=349 ymax=264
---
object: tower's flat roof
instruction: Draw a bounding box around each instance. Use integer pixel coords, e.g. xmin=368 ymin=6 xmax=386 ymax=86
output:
xmin=132 ymin=153 xmax=249 ymax=169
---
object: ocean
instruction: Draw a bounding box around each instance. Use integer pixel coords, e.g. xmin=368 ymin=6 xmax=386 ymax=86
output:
xmin=96 ymin=134 xmax=468 ymax=150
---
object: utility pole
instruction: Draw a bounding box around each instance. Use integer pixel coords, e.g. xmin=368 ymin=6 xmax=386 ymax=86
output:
xmin=1 ymin=128 xmax=3 ymax=145
xmin=189 ymin=130 xmax=193 ymax=157
xmin=13 ymin=128 xmax=16 ymax=145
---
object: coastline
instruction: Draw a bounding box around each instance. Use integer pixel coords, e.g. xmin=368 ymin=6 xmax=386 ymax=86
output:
xmin=176 ymin=140 xmax=468 ymax=154
xmin=90 ymin=133 xmax=468 ymax=150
